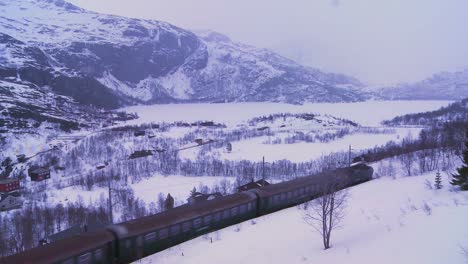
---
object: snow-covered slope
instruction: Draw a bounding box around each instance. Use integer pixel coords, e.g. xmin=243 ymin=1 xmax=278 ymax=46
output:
xmin=0 ymin=0 xmax=366 ymax=107
xmin=138 ymin=171 xmax=468 ymax=264
xmin=372 ymin=69 xmax=468 ymax=100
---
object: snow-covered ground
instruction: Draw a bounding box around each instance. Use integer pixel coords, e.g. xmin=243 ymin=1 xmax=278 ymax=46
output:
xmin=137 ymin=171 xmax=468 ymax=264
xmin=41 ymin=175 xmax=235 ymax=211
xmin=179 ymin=127 xmax=422 ymax=162
xmin=123 ymin=100 xmax=452 ymax=127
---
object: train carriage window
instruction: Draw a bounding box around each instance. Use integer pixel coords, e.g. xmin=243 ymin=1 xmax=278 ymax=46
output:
xmin=182 ymin=221 xmax=191 ymax=232
xmin=78 ymin=252 xmax=91 ymax=264
xmin=144 ymin=232 xmax=157 ymax=242
xmin=280 ymin=193 xmax=286 ymax=201
xmin=125 ymin=239 xmax=132 ymax=248
xmin=287 ymin=192 xmax=292 ymax=199
xmin=213 ymin=212 xmax=221 ymax=222
xmin=251 ymin=202 xmax=256 ymax=209
xmin=231 ymin=207 xmax=238 ymax=216
xmin=170 ymin=225 xmax=180 ymax=236
xmin=159 ymin=228 xmax=169 ymax=239
xmin=274 ymin=195 xmax=280 ymax=204
xmin=247 ymin=203 xmax=252 ymax=211
xmin=137 ymin=236 xmax=143 ymax=247
xmin=240 ymin=204 xmax=247 ymax=214
xmin=204 ymin=215 xmax=212 ymax=225
xmin=193 ymin=218 xmax=202 ymax=228
xmin=94 ymin=249 xmax=103 ymax=261
xmin=294 ymin=190 xmax=298 ymax=197
xmin=222 ymin=209 xmax=230 ymax=219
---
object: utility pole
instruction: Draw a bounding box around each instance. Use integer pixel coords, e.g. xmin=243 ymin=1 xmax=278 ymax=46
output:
xmin=348 ymin=145 xmax=352 ymax=167
xmin=262 ymin=156 xmax=265 ymax=181
xmin=107 ymin=171 xmax=113 ymax=224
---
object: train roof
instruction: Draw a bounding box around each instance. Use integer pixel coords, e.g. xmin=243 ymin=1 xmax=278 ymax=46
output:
xmin=1 ymin=228 xmax=114 ymax=264
xmin=117 ymin=191 xmax=257 ymax=238
xmin=252 ymin=168 xmax=353 ymax=197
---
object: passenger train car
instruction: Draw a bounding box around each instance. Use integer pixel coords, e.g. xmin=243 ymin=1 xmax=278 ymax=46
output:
xmin=2 ymin=164 xmax=373 ymax=264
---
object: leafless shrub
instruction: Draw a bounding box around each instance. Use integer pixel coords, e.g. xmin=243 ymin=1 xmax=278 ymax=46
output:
xmin=424 ymin=179 xmax=433 ymax=190
xmin=422 ymin=201 xmax=432 ymax=215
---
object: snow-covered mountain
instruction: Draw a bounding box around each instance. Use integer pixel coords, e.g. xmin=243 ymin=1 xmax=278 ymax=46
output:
xmin=0 ymin=0 xmax=366 ymax=110
xmin=373 ymin=69 xmax=468 ymax=100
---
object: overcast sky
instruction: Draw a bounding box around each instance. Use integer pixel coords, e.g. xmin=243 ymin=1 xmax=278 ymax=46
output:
xmin=69 ymin=0 xmax=468 ymax=85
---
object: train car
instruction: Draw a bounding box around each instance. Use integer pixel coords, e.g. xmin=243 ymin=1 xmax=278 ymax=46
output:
xmin=113 ymin=192 xmax=257 ymax=263
xmin=348 ymin=163 xmax=374 ymax=185
xmin=251 ymin=164 xmax=374 ymax=215
xmin=250 ymin=173 xmax=328 ymax=215
xmin=1 ymin=228 xmax=116 ymax=264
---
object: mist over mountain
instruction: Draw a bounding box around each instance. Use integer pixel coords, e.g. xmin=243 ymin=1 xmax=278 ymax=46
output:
xmin=371 ymin=69 xmax=468 ymax=100
xmin=0 ymin=0 xmax=366 ymax=114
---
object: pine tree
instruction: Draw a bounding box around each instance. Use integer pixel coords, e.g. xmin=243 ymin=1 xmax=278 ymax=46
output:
xmin=450 ymin=139 xmax=468 ymax=190
xmin=434 ymin=169 xmax=442 ymax=189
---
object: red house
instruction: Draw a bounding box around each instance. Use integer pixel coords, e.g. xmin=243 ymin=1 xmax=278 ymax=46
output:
xmin=0 ymin=178 xmax=20 ymax=193
xmin=28 ymin=167 xmax=51 ymax=182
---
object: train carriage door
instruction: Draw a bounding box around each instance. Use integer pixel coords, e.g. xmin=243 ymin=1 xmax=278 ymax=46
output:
xmin=136 ymin=236 xmax=143 ymax=259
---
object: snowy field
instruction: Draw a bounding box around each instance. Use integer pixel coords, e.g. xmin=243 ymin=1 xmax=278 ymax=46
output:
xmin=137 ymin=171 xmax=468 ymax=264
xmin=37 ymin=175 xmax=235 ymax=213
xmin=179 ymin=127 xmax=422 ymax=162
xmin=3 ymin=100 xmax=453 ymax=215
xmin=123 ymin=100 xmax=452 ymax=127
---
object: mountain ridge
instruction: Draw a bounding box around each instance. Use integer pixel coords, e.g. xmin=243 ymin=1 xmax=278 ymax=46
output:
xmin=0 ymin=0 xmax=367 ymax=109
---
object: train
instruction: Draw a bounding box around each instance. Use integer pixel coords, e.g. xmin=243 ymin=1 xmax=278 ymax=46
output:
xmin=2 ymin=163 xmax=373 ymax=264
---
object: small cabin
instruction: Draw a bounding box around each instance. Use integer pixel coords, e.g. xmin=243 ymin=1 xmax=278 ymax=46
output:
xmin=0 ymin=192 xmax=23 ymax=211
xmin=16 ymin=154 xmax=28 ymax=163
xmin=187 ymin=192 xmax=223 ymax=204
xmin=134 ymin=130 xmax=146 ymax=137
xmin=237 ymin=179 xmax=270 ymax=192
xmin=194 ymin=139 xmax=203 ymax=145
xmin=0 ymin=178 xmax=20 ymax=193
xmin=28 ymin=167 xmax=51 ymax=182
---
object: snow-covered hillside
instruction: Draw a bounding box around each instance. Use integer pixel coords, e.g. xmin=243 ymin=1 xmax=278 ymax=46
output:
xmin=138 ymin=171 xmax=468 ymax=264
xmin=371 ymin=69 xmax=468 ymax=100
xmin=0 ymin=0 xmax=366 ymax=107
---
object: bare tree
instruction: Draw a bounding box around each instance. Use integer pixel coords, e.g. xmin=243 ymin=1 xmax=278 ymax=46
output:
xmin=302 ymin=177 xmax=349 ymax=250
xmin=399 ymin=152 xmax=415 ymax=176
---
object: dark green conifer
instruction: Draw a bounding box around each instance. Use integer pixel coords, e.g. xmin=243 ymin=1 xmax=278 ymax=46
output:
xmin=450 ymin=138 xmax=468 ymax=190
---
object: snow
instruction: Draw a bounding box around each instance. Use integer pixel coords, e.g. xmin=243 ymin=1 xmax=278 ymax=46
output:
xmin=189 ymin=128 xmax=422 ymax=162
xmin=137 ymin=171 xmax=468 ymax=264
xmin=44 ymin=175 xmax=234 ymax=210
xmin=97 ymin=71 xmax=154 ymax=102
xmin=123 ymin=100 xmax=452 ymax=127
xmin=159 ymin=69 xmax=193 ymax=99
xmin=0 ymin=0 xmax=192 ymax=47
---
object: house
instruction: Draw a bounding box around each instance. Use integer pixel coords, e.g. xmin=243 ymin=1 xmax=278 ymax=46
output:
xmin=237 ymin=179 xmax=270 ymax=192
xmin=134 ymin=130 xmax=146 ymax=137
xmin=28 ymin=167 xmax=51 ymax=182
xmin=187 ymin=192 xmax=223 ymax=204
xmin=0 ymin=178 xmax=20 ymax=193
xmin=0 ymin=192 xmax=23 ymax=211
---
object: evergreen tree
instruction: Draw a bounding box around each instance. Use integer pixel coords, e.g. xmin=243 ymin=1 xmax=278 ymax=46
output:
xmin=164 ymin=193 xmax=174 ymax=211
xmin=450 ymin=138 xmax=468 ymax=190
xmin=434 ymin=169 xmax=442 ymax=189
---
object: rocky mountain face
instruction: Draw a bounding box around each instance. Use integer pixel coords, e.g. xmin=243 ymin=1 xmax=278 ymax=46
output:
xmin=0 ymin=0 xmax=366 ymax=115
xmin=374 ymin=70 xmax=468 ymax=100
